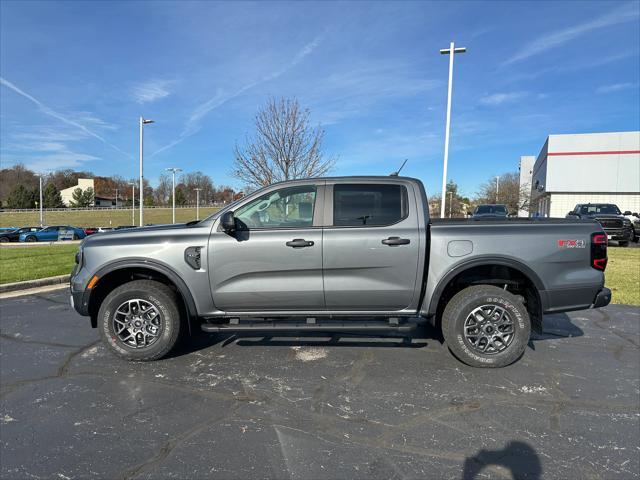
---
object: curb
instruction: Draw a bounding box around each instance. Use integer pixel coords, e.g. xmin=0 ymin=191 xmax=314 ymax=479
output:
xmin=0 ymin=240 xmax=81 ymax=248
xmin=0 ymin=274 xmax=70 ymax=294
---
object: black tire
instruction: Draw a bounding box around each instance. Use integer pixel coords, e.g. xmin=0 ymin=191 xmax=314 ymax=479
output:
xmin=72 ymin=234 xmax=79 ymax=240
xmin=25 ymin=235 xmax=37 ymax=242
xmin=442 ymin=285 xmax=531 ymax=368
xmin=618 ymin=241 xmax=629 ymax=247
xmin=0 ymin=237 xmax=9 ymax=243
xmin=98 ymin=280 xmax=182 ymax=361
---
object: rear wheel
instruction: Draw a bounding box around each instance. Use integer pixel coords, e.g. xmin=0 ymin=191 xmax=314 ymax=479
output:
xmin=442 ymin=285 xmax=531 ymax=368
xmin=98 ymin=280 xmax=182 ymax=361
xmin=25 ymin=235 xmax=37 ymax=242
xmin=0 ymin=237 xmax=9 ymax=243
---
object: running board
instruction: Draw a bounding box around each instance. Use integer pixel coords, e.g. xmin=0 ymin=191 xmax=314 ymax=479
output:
xmin=201 ymin=319 xmax=417 ymax=333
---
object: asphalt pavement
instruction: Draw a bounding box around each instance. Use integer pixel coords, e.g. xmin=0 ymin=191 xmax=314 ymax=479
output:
xmin=1 ymin=290 xmax=638 ymax=479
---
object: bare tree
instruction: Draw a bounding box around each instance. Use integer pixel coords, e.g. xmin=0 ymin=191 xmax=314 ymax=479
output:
xmin=232 ymin=98 xmax=334 ymax=189
xmin=475 ymin=172 xmax=525 ymax=214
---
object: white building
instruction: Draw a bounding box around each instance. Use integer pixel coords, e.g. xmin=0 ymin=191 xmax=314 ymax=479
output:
xmin=60 ymin=178 xmax=94 ymax=207
xmin=528 ymin=132 xmax=640 ymax=217
xmin=518 ymin=155 xmax=535 ymax=217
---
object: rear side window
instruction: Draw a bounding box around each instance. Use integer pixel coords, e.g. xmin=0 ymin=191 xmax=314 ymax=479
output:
xmin=333 ymin=184 xmax=408 ymax=227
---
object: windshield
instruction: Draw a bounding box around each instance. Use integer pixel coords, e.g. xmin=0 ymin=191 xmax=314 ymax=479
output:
xmin=578 ymin=204 xmax=621 ymax=215
xmin=475 ymin=205 xmax=507 ymax=215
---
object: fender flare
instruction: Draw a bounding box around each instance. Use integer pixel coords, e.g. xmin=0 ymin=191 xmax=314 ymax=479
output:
xmin=424 ymin=256 xmax=546 ymax=317
xmin=87 ymin=258 xmax=198 ymax=321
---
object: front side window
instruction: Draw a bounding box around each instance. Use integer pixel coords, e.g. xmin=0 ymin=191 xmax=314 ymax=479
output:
xmin=333 ymin=184 xmax=408 ymax=227
xmin=234 ymin=185 xmax=316 ymax=229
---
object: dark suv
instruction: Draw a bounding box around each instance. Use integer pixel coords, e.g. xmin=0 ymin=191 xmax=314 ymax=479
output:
xmin=566 ymin=203 xmax=633 ymax=246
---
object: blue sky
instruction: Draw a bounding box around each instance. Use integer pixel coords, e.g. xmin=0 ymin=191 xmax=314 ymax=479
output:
xmin=1 ymin=1 xmax=639 ymax=197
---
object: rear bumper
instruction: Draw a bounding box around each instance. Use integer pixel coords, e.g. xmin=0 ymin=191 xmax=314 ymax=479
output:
xmin=592 ymin=287 xmax=612 ymax=308
xmin=541 ymin=285 xmax=610 ymax=313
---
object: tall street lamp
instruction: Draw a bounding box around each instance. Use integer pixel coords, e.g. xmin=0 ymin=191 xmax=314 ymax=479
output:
xmin=35 ymin=174 xmax=43 ymax=226
xmin=193 ymin=188 xmax=202 ymax=220
xmin=139 ymin=116 xmax=154 ymax=226
xmin=166 ymin=167 xmax=182 ymax=224
xmin=439 ymin=41 xmax=466 ymax=219
xmin=128 ymin=182 xmax=136 ymax=226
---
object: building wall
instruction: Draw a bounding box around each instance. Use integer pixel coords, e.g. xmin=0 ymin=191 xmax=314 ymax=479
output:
xmin=518 ymin=155 xmax=536 ymax=217
xmin=60 ymin=178 xmax=95 ymax=206
xmin=530 ymin=132 xmax=640 ymax=217
xmin=539 ymin=192 xmax=640 ymax=217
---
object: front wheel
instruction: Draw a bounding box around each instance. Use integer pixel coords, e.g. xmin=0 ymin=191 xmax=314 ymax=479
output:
xmin=98 ymin=280 xmax=182 ymax=361
xmin=442 ymin=285 xmax=531 ymax=368
xmin=25 ymin=236 xmax=37 ymax=242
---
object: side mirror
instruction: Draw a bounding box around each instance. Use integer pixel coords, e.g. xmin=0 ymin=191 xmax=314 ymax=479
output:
xmin=220 ymin=211 xmax=236 ymax=232
xmin=624 ymin=211 xmax=632 ymax=215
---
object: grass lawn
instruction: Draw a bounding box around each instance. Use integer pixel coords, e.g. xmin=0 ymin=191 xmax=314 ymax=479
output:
xmin=605 ymin=246 xmax=640 ymax=306
xmin=1 ymin=243 xmax=638 ymax=306
xmin=0 ymin=207 xmax=220 ymax=228
xmin=0 ymin=244 xmax=79 ymax=284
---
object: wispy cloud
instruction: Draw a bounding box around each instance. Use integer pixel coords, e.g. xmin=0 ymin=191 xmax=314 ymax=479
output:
xmin=150 ymin=35 xmax=323 ymax=157
xmin=1 ymin=127 xmax=100 ymax=171
xmin=479 ymin=91 xmax=527 ymax=106
xmin=503 ymin=2 xmax=639 ymax=65
xmin=131 ymin=79 xmax=172 ymax=104
xmin=0 ymin=76 xmax=129 ymax=158
xmin=596 ymin=82 xmax=639 ymax=94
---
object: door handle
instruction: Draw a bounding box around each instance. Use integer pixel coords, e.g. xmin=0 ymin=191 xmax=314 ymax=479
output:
xmin=286 ymin=238 xmax=314 ymax=248
xmin=382 ymin=237 xmax=410 ymax=246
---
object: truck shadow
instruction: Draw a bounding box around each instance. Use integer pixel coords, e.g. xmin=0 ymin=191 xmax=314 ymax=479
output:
xmin=171 ymin=314 xmax=583 ymax=358
xmin=530 ymin=312 xmax=584 ymax=347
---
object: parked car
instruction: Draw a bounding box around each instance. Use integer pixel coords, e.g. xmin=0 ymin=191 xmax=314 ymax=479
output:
xmin=0 ymin=227 xmax=42 ymax=243
xmin=70 ymin=176 xmax=611 ymax=368
xmin=472 ymin=204 xmax=508 ymax=218
xmin=566 ymin=203 xmax=633 ymax=246
xmin=20 ymin=225 xmax=86 ymax=242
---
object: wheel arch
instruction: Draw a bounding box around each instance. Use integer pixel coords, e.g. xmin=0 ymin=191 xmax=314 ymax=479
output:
xmin=86 ymin=259 xmax=198 ymax=332
xmin=424 ymin=256 xmax=545 ymax=333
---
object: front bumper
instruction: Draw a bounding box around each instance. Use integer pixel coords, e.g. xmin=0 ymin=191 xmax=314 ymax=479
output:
xmin=592 ymin=287 xmax=612 ymax=309
xmin=603 ymin=227 xmax=633 ymax=241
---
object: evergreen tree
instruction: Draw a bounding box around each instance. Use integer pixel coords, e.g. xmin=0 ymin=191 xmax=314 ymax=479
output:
xmin=6 ymin=184 xmax=37 ymax=209
xmin=43 ymin=183 xmax=65 ymax=208
xmin=69 ymin=187 xmax=94 ymax=207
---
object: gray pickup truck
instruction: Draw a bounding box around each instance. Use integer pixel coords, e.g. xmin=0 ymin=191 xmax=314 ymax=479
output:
xmin=70 ymin=176 xmax=611 ymax=367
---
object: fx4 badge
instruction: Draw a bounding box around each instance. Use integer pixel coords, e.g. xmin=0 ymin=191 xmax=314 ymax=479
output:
xmin=558 ymin=239 xmax=586 ymax=248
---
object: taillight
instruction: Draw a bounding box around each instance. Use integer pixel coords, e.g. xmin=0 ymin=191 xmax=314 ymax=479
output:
xmin=591 ymin=233 xmax=607 ymax=271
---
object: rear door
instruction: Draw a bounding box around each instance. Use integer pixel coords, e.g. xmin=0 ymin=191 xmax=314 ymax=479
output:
xmin=322 ymin=180 xmax=422 ymax=312
xmin=209 ymin=182 xmax=325 ymax=312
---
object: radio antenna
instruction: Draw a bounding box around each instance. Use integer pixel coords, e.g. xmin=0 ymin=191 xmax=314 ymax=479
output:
xmin=390 ymin=159 xmax=408 ymax=176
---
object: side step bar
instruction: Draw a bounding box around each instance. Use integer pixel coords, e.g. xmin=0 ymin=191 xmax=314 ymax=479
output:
xmin=201 ymin=319 xmax=417 ymax=333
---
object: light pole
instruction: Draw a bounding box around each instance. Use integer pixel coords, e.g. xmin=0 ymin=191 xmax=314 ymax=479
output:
xmin=496 ymin=176 xmax=500 ymax=202
xmin=194 ymin=188 xmax=202 ymax=220
xmin=128 ymin=182 xmax=136 ymax=226
xmin=166 ymin=167 xmax=182 ymax=224
xmin=36 ymin=174 xmax=43 ymax=226
xmin=139 ymin=116 xmax=154 ymax=226
xmin=439 ymin=41 xmax=466 ymax=219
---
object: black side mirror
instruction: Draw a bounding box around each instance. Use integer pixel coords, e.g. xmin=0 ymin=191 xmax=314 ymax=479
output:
xmin=624 ymin=211 xmax=632 ymax=215
xmin=220 ymin=211 xmax=236 ymax=232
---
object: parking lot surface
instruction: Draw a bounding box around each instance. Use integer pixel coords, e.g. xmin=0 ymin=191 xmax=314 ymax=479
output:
xmin=1 ymin=290 xmax=638 ymax=479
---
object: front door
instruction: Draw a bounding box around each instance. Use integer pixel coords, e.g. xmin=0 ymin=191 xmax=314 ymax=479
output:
xmin=322 ymin=181 xmax=421 ymax=312
xmin=209 ymin=183 xmax=324 ymax=312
